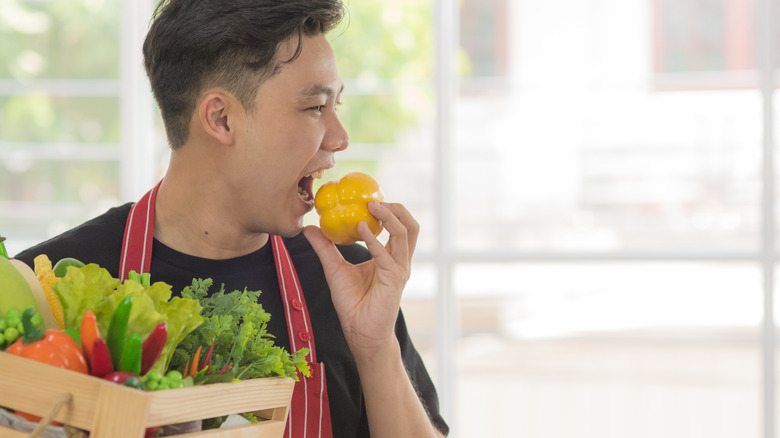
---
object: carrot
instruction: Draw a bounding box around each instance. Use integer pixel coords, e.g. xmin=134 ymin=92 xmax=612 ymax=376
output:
xmin=80 ymin=310 xmax=101 ymax=364
xmin=189 ymin=345 xmax=202 ymax=377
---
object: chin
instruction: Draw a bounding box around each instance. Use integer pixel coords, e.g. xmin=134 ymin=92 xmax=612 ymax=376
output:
xmin=274 ymin=221 xmax=305 ymax=238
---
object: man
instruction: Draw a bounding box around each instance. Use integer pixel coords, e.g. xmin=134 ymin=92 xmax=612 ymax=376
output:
xmin=15 ymin=0 xmax=448 ymax=437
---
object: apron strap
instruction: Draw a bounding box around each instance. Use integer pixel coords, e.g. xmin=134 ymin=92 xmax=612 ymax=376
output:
xmin=118 ymin=181 xmax=161 ymax=281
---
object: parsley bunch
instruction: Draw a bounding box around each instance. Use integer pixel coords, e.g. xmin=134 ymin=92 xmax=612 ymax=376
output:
xmin=170 ymin=278 xmax=310 ymax=386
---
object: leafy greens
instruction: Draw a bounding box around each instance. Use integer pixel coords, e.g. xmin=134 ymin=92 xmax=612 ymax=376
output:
xmin=171 ymin=278 xmax=310 ymax=385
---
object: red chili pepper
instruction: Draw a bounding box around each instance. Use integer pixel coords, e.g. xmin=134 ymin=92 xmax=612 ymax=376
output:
xmin=202 ymin=338 xmax=215 ymax=374
xmin=140 ymin=322 xmax=167 ymax=376
xmin=216 ymin=362 xmax=232 ymax=376
xmin=91 ymin=338 xmax=114 ymax=378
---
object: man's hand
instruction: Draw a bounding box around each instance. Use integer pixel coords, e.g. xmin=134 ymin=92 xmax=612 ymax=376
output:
xmin=303 ymin=200 xmax=419 ymax=358
xmin=304 ymin=203 xmax=444 ymax=437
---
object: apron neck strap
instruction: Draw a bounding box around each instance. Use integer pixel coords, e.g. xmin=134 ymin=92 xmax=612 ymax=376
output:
xmin=119 ymin=181 xmax=161 ymax=281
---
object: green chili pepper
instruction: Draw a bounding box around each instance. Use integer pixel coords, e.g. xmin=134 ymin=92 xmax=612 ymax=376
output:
xmin=106 ymin=295 xmax=133 ymax=369
xmin=119 ymin=332 xmax=143 ymax=376
xmin=0 ymin=235 xmax=8 ymax=259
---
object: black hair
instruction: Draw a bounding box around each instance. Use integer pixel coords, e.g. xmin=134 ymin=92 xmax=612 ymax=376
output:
xmin=143 ymin=0 xmax=345 ymax=149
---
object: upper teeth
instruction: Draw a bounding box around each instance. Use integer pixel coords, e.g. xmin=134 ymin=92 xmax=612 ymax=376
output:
xmin=306 ymin=170 xmax=324 ymax=179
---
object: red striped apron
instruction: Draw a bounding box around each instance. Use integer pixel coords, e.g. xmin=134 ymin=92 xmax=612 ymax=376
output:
xmin=119 ymin=182 xmax=333 ymax=438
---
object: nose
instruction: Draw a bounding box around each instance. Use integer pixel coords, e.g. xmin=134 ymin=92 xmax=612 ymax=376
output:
xmin=323 ymin=113 xmax=349 ymax=152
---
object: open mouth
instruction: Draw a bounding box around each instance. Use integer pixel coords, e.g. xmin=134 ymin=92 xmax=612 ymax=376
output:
xmin=297 ymin=169 xmax=324 ymax=202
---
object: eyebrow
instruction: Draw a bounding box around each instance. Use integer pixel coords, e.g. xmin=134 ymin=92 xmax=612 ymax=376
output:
xmin=299 ymin=83 xmax=345 ymax=101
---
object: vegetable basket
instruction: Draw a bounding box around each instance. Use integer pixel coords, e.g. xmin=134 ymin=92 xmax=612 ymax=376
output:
xmin=0 ymin=352 xmax=294 ymax=438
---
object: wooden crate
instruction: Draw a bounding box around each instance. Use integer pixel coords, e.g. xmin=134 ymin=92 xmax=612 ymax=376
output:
xmin=0 ymin=352 xmax=295 ymax=438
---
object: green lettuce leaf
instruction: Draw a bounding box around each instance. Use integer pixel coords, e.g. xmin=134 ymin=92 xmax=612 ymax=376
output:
xmin=53 ymin=263 xmax=121 ymax=330
xmin=53 ymin=264 xmax=203 ymax=374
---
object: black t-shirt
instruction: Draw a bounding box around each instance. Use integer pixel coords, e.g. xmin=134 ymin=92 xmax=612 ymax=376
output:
xmin=15 ymin=203 xmax=449 ymax=437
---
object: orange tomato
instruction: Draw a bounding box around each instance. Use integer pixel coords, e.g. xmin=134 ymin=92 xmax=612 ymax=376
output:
xmin=7 ymin=308 xmax=88 ymax=422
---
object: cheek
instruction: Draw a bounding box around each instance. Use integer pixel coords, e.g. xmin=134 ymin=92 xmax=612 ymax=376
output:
xmin=281 ymin=127 xmax=326 ymax=161
xmin=247 ymin=116 xmax=325 ymax=170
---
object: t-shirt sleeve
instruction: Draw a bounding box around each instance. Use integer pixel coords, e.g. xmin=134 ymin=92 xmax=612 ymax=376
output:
xmin=395 ymin=310 xmax=450 ymax=436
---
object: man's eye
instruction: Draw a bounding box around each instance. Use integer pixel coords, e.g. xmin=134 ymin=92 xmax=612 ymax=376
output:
xmin=310 ymin=105 xmax=325 ymax=112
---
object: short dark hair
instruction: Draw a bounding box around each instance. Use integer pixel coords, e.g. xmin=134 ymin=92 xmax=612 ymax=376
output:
xmin=143 ymin=0 xmax=345 ymax=149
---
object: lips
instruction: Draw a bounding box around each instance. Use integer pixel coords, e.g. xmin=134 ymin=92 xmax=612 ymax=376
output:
xmin=297 ymin=169 xmax=325 ymax=203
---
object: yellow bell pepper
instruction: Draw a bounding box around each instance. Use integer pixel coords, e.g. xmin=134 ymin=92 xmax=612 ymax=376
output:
xmin=314 ymin=172 xmax=384 ymax=245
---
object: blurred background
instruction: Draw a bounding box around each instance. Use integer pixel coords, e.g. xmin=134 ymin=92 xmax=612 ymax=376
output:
xmin=1 ymin=0 xmax=779 ymax=436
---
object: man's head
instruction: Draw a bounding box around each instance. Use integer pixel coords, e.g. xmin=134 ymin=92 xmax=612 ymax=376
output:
xmin=143 ymin=0 xmax=345 ymax=149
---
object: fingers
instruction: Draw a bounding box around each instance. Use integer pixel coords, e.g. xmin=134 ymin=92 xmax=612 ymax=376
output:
xmin=357 ymin=220 xmax=398 ymax=269
xmin=302 ymin=225 xmax=345 ymax=268
xmin=380 ymin=202 xmax=420 ymax=257
xmin=362 ymin=201 xmax=419 ymax=272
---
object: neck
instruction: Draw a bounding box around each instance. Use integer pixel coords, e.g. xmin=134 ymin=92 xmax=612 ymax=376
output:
xmin=153 ymin=153 xmax=269 ymax=260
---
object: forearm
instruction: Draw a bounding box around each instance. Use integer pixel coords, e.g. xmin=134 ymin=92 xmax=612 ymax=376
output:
xmin=353 ymin=338 xmax=445 ymax=438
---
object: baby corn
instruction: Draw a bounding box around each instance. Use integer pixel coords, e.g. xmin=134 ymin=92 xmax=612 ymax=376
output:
xmin=33 ymin=254 xmax=65 ymax=330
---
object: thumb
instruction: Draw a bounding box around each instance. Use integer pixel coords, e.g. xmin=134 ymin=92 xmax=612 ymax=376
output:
xmin=302 ymin=225 xmax=345 ymax=268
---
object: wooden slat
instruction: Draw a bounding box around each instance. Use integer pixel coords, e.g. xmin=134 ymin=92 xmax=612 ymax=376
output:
xmin=0 ymin=352 xmax=294 ymax=438
xmin=90 ymin=383 xmax=151 ymax=438
xmin=145 ymin=377 xmax=294 ymax=426
xmin=0 ymin=353 xmax=101 ymax=428
xmin=175 ymin=421 xmax=287 ymax=438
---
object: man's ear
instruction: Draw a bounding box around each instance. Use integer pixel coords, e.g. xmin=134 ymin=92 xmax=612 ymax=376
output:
xmin=197 ymin=91 xmax=238 ymax=145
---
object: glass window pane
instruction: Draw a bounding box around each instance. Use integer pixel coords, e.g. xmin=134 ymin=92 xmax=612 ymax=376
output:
xmin=1 ymin=96 xmax=119 ymax=143
xmin=0 ymin=0 xmax=119 ymax=80
xmin=0 ymin=1 xmax=122 ymax=252
xmin=456 ymin=262 xmax=761 ymax=438
xmin=456 ymin=0 xmax=761 ymax=252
